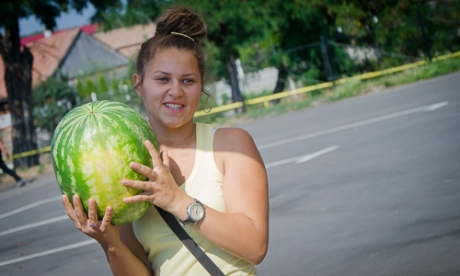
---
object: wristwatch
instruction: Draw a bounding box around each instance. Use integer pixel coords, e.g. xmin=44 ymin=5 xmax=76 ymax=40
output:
xmin=180 ymin=199 xmax=205 ymax=225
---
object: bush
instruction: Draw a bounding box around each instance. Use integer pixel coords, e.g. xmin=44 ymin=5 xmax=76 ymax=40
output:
xmin=32 ymin=77 xmax=78 ymax=135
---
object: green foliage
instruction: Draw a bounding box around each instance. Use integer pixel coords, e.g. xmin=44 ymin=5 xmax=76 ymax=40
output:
xmin=300 ymin=67 xmax=322 ymax=86
xmin=32 ymin=77 xmax=77 ymax=134
xmin=203 ymin=41 xmax=226 ymax=82
xmin=0 ymin=0 xmax=121 ymax=32
xmin=330 ymin=46 xmax=358 ymax=78
xmin=224 ymin=56 xmax=460 ymax=124
xmin=194 ymin=0 xmax=271 ymax=55
xmin=0 ymin=0 xmax=125 ymax=168
xmin=98 ymin=0 xmax=167 ymax=31
xmin=330 ymin=0 xmax=460 ymax=58
xmin=85 ymin=79 xmax=96 ymax=95
xmin=76 ymin=79 xmax=87 ymax=97
xmin=99 ymin=76 xmax=109 ymax=93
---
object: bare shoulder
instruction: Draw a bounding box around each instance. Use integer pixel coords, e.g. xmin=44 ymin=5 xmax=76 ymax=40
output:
xmin=214 ymin=127 xmax=258 ymax=153
xmin=213 ymin=127 xmax=265 ymax=175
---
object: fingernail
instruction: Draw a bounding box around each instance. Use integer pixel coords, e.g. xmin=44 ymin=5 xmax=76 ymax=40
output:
xmin=89 ymin=222 xmax=96 ymax=228
xmin=88 ymin=199 xmax=93 ymax=207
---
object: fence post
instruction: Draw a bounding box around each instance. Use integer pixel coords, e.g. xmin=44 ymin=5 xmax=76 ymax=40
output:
xmin=320 ymin=36 xmax=335 ymax=82
xmin=416 ymin=2 xmax=432 ymax=62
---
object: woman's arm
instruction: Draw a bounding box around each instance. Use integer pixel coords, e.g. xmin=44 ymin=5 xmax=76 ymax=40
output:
xmin=62 ymin=195 xmax=153 ymax=275
xmin=192 ymin=128 xmax=269 ymax=264
xmin=122 ymin=129 xmax=269 ymax=264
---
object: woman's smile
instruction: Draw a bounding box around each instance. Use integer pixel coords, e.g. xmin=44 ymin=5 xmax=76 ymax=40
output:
xmin=134 ymin=47 xmax=202 ymax=129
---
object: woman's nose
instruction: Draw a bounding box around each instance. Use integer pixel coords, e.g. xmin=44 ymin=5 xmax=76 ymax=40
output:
xmin=168 ymin=81 xmax=184 ymax=97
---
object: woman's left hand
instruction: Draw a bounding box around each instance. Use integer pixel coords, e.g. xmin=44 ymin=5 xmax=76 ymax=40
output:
xmin=121 ymin=140 xmax=188 ymax=214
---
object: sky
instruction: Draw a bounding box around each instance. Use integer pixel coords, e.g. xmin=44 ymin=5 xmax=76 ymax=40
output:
xmin=19 ymin=4 xmax=96 ymax=36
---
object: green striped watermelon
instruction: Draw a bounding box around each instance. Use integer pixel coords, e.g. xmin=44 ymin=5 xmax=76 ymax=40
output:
xmin=51 ymin=100 xmax=158 ymax=225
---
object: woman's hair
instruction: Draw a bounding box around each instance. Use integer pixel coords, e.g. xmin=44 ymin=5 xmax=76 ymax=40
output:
xmin=136 ymin=6 xmax=207 ymax=86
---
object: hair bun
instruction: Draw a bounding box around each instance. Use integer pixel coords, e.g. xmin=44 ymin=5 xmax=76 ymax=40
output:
xmin=155 ymin=6 xmax=207 ymax=43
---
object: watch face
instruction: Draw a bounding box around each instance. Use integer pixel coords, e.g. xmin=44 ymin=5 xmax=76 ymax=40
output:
xmin=190 ymin=203 xmax=204 ymax=221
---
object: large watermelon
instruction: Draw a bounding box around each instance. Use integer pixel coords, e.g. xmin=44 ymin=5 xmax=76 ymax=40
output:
xmin=51 ymin=100 xmax=158 ymax=225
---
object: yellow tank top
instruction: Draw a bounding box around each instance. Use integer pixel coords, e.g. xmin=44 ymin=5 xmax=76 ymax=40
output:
xmin=133 ymin=123 xmax=257 ymax=276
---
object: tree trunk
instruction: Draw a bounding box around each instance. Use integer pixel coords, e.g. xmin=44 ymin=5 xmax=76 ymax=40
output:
xmin=271 ymin=65 xmax=288 ymax=105
xmin=0 ymin=19 xmax=39 ymax=168
xmin=226 ymin=54 xmax=245 ymax=113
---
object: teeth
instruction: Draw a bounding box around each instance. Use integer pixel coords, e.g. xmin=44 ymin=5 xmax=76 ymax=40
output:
xmin=165 ymin=103 xmax=182 ymax=110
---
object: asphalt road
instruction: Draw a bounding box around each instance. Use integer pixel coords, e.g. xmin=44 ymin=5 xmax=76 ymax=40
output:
xmin=1 ymin=71 xmax=459 ymax=276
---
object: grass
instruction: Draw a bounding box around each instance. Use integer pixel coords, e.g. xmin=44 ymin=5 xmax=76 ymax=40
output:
xmin=217 ymin=57 xmax=460 ymax=125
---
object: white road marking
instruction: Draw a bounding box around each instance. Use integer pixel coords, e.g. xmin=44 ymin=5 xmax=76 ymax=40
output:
xmin=424 ymin=101 xmax=448 ymax=111
xmin=296 ymin=145 xmax=340 ymax=163
xmin=0 ymin=102 xmax=449 ymax=266
xmin=0 ymin=239 xmax=97 ymax=267
xmin=0 ymin=215 xmax=68 ymax=237
xmin=259 ymin=101 xmax=448 ymax=150
xmin=266 ymin=146 xmax=340 ymax=168
xmin=0 ymin=195 xmax=62 ymax=220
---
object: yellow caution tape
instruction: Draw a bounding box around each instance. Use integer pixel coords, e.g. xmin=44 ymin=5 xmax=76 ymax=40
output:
xmin=5 ymin=51 xmax=460 ymax=158
xmin=195 ymin=50 xmax=460 ymax=118
xmin=6 ymin=146 xmax=51 ymax=161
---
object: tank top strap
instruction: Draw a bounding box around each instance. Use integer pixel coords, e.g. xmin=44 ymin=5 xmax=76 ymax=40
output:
xmin=196 ymin=122 xmax=215 ymax=152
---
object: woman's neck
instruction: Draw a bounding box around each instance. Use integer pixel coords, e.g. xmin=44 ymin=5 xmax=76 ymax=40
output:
xmin=151 ymin=121 xmax=197 ymax=150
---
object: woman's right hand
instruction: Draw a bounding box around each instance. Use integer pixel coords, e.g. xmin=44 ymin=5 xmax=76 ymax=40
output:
xmin=62 ymin=194 xmax=120 ymax=245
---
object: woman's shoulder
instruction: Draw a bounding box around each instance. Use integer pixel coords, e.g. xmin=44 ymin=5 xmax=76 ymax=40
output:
xmin=212 ymin=126 xmax=264 ymax=177
xmin=214 ymin=127 xmax=258 ymax=153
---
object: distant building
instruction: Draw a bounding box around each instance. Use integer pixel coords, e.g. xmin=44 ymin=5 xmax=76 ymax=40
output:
xmin=93 ymin=23 xmax=156 ymax=59
xmin=0 ymin=23 xmax=156 ymax=152
xmin=0 ymin=24 xmax=131 ymax=102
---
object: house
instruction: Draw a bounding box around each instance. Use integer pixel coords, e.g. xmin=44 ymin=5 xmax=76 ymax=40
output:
xmin=93 ymin=23 xmax=156 ymax=59
xmin=19 ymin=23 xmax=99 ymax=45
xmin=0 ymin=23 xmax=144 ymax=154
xmin=0 ymin=24 xmax=130 ymax=99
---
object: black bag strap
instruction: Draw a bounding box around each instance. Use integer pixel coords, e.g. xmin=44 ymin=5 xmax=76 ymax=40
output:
xmin=155 ymin=206 xmax=225 ymax=276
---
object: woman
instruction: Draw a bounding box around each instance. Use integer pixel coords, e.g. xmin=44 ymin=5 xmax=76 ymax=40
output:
xmin=63 ymin=6 xmax=268 ymax=275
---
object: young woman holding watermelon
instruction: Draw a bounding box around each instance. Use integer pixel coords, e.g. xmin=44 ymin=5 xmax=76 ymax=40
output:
xmin=63 ymin=6 xmax=268 ymax=276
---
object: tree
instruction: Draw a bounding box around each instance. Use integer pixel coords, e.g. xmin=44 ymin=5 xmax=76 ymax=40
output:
xmin=97 ymin=0 xmax=165 ymax=30
xmin=0 ymin=0 xmax=119 ymax=167
xmin=32 ymin=76 xmax=77 ymax=135
xmin=101 ymin=0 xmax=272 ymax=112
xmin=330 ymin=0 xmax=460 ymax=62
xmin=186 ymin=0 xmax=272 ymax=112
xmin=264 ymin=0 xmax=339 ymax=97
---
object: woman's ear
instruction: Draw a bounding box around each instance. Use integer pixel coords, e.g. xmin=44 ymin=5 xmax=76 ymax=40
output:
xmin=132 ymin=74 xmax=143 ymax=96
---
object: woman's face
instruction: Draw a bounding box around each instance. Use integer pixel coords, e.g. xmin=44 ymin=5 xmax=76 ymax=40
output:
xmin=133 ymin=47 xmax=202 ymax=130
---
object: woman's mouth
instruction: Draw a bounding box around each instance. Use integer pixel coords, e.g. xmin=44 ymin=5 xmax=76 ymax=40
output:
xmin=164 ymin=103 xmax=184 ymax=110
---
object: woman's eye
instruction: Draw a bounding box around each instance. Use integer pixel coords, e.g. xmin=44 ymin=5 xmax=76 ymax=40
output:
xmin=183 ymin=79 xmax=193 ymax=84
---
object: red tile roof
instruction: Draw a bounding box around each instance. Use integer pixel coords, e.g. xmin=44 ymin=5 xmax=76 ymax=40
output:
xmin=0 ymin=28 xmax=80 ymax=99
xmin=20 ymin=23 xmax=99 ymax=45
xmin=93 ymin=23 xmax=156 ymax=58
xmin=28 ymin=28 xmax=80 ymax=85
xmin=1 ymin=22 xmax=155 ymax=100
